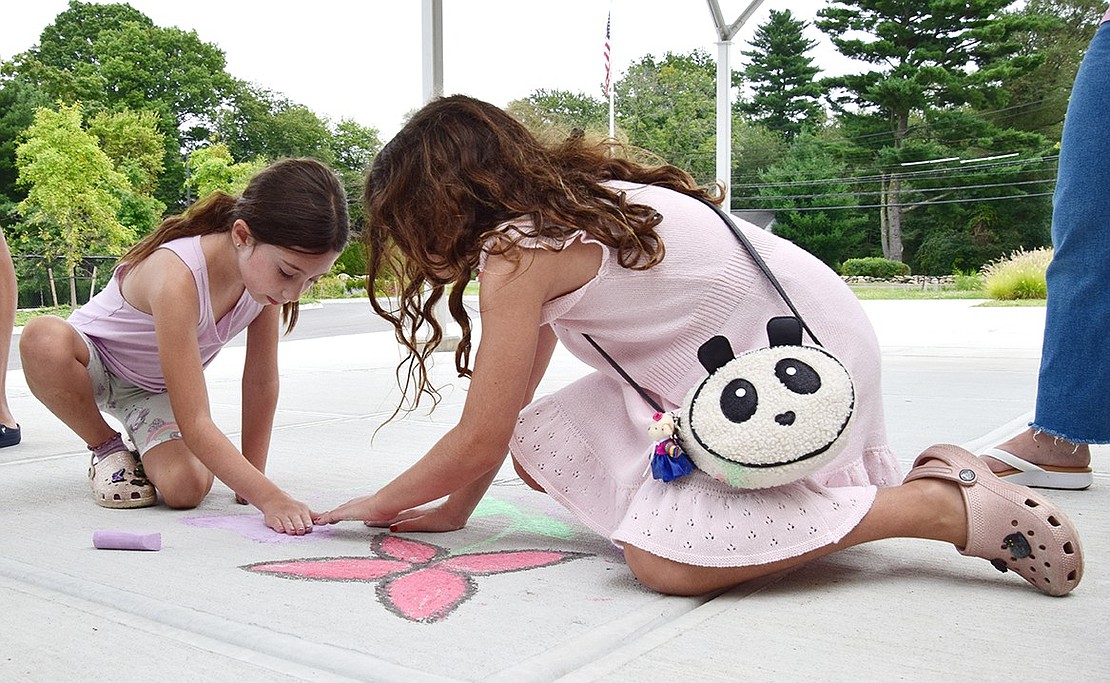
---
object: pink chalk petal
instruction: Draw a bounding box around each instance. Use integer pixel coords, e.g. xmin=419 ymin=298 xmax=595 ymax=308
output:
xmin=375 ymin=534 xmax=443 ymax=564
xmin=246 ymin=557 xmax=410 ymax=581
xmin=380 ymin=568 xmax=473 ymax=623
xmin=437 ymin=550 xmax=580 ymax=575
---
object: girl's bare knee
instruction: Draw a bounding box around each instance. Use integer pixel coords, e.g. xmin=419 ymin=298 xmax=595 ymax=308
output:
xmin=623 ymin=545 xmax=767 ymax=596
xmin=143 ymin=445 xmax=213 ymax=509
xmin=512 ymin=457 xmax=545 ymax=492
xmin=19 ymin=316 xmax=72 ymax=367
xmin=159 ymin=472 xmax=213 ymax=509
xmin=624 ymin=545 xmax=706 ymax=595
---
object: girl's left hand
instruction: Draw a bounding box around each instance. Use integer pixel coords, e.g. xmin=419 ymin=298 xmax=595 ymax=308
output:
xmin=385 ymin=504 xmax=468 ymax=533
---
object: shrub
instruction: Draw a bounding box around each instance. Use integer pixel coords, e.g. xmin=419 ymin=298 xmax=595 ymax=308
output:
xmin=332 ymin=241 xmax=367 ymax=276
xmin=981 ymin=247 xmax=1052 ymax=300
xmin=307 ymin=274 xmax=351 ymax=300
xmin=840 ymin=257 xmax=911 ymax=278
xmin=952 ymin=268 xmax=983 ymax=292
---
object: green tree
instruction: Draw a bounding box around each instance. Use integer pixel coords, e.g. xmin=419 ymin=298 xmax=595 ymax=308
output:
xmin=0 ymin=79 xmax=50 ymax=224
xmin=186 ymin=143 xmax=265 ymax=199
xmin=993 ymin=0 xmax=1104 ymax=137
xmin=816 ymin=0 xmax=1052 ymax=262
xmin=747 ymin=134 xmax=869 ymax=268
xmin=15 ymin=103 xmax=134 ymax=305
xmin=739 ymin=9 xmax=824 ymax=141
xmin=329 ymin=118 xmax=382 ymax=230
xmin=215 ymin=83 xmax=334 ymax=163
xmin=506 ymin=90 xmax=609 ymax=137
xmin=617 ymin=51 xmax=718 ymax=183
xmin=87 ymin=108 xmax=167 ymax=236
xmin=9 ymin=2 xmax=236 ymax=206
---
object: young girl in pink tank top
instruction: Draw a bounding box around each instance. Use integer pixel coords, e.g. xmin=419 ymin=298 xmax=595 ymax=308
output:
xmin=20 ymin=158 xmax=348 ymax=535
xmin=317 ymin=96 xmax=1083 ymax=597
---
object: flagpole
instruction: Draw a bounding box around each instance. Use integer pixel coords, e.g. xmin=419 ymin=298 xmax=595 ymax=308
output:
xmin=605 ymin=7 xmax=615 ymax=140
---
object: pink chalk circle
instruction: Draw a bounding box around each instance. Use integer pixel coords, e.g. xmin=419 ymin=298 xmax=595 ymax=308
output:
xmin=93 ymin=530 xmax=162 ymax=551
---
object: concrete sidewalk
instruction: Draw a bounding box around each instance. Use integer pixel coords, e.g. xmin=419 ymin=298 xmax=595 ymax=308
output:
xmin=1 ymin=299 xmax=1106 ymax=682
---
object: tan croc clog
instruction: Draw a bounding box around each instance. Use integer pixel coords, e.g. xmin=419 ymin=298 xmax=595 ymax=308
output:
xmin=904 ymin=444 xmax=1082 ymax=596
xmin=89 ymin=449 xmax=157 ymax=509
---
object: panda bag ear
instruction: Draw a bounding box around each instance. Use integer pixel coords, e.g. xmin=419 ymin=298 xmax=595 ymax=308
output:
xmin=767 ymin=316 xmax=803 ymax=347
xmin=697 ymin=335 xmax=735 ymax=374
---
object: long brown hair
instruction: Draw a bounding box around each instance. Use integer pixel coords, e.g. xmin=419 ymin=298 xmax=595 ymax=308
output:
xmin=364 ymin=95 xmax=716 ymax=411
xmin=122 ymin=157 xmax=349 ymax=332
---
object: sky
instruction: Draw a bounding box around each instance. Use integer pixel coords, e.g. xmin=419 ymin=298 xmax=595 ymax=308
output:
xmin=0 ymin=0 xmax=858 ymax=139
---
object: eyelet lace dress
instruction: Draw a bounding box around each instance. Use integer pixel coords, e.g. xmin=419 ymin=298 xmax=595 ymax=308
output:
xmin=483 ymin=182 xmax=901 ymax=567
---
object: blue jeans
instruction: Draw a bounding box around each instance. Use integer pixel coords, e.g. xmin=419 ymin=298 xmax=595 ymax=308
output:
xmin=1032 ymin=21 xmax=1110 ymax=443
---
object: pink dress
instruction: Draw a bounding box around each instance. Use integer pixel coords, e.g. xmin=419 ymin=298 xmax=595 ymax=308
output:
xmin=484 ymin=182 xmax=900 ymax=568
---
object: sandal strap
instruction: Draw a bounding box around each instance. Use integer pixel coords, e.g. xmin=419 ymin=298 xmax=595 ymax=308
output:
xmin=979 ymin=447 xmax=1049 ymax=474
xmin=902 ymin=451 xmax=979 ymax=488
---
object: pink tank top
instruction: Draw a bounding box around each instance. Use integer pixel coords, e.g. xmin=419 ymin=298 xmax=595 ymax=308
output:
xmin=69 ymin=236 xmax=265 ymax=392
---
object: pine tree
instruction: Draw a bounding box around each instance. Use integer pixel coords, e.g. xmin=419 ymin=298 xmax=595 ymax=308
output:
xmin=739 ymin=9 xmax=823 ymax=141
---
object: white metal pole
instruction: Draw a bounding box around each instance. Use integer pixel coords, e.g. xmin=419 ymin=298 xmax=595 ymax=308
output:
xmin=705 ymin=0 xmax=767 ymax=211
xmin=715 ymin=39 xmax=732 ymax=209
xmin=420 ymin=0 xmax=459 ymax=353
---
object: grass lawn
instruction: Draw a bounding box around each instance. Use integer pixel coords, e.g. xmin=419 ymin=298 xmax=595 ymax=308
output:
xmin=11 ymin=285 xmax=1044 ymax=327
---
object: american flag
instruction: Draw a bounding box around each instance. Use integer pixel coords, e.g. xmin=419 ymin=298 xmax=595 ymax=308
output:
xmin=603 ymin=12 xmax=611 ymax=96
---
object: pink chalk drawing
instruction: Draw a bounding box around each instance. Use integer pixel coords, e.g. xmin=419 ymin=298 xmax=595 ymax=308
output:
xmin=242 ymin=533 xmax=590 ymax=623
xmin=182 ymin=513 xmax=336 ymax=543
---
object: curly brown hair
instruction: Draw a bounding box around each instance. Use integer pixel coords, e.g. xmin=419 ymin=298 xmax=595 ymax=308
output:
xmin=364 ymin=95 xmax=718 ymax=410
xmin=122 ymin=157 xmax=349 ymax=333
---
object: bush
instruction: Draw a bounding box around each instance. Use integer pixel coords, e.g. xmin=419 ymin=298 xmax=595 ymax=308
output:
xmin=952 ymin=268 xmax=984 ymax=292
xmin=981 ymin=247 xmax=1052 ymax=300
xmin=307 ymin=274 xmax=356 ymax=300
xmin=332 ymin=241 xmax=367 ymax=276
xmin=840 ymin=257 xmax=911 ymax=278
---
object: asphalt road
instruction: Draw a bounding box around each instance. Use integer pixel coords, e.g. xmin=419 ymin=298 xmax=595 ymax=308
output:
xmin=8 ymin=298 xmax=393 ymax=372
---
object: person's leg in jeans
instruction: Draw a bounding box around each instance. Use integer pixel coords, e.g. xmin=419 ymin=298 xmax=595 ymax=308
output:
xmin=987 ymin=20 xmax=1110 ymax=486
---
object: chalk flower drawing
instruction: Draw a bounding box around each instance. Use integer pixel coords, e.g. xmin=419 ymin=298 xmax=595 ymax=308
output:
xmin=243 ymin=533 xmax=590 ymax=623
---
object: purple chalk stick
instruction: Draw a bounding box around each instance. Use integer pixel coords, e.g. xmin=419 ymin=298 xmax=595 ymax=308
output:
xmin=93 ymin=530 xmax=161 ymax=551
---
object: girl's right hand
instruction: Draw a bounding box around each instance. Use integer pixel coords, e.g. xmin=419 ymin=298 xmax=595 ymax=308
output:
xmin=314 ymin=493 xmax=396 ymax=527
xmin=259 ymin=493 xmax=316 ymax=535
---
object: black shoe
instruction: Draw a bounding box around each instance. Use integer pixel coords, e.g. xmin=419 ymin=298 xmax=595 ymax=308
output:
xmin=0 ymin=424 xmax=20 ymax=448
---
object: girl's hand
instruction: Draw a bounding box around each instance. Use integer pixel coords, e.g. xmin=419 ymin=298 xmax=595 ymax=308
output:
xmin=314 ymin=494 xmax=394 ymax=526
xmin=385 ymin=504 xmax=469 ymax=533
xmin=258 ymin=493 xmax=316 ymax=535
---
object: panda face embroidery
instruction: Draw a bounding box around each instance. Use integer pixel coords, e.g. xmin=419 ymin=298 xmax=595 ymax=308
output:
xmin=677 ymin=335 xmax=855 ymax=490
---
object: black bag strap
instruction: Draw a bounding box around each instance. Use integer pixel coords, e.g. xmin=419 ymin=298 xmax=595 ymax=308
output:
xmin=583 ymin=192 xmax=823 ymax=412
xmin=693 ymin=196 xmax=822 ymax=347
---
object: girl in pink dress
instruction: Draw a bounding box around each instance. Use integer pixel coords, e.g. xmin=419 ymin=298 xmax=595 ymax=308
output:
xmin=318 ymin=96 xmax=1083 ymax=596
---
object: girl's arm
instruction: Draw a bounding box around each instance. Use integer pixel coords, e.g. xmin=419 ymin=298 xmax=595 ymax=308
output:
xmin=142 ymin=256 xmax=313 ymax=533
xmin=317 ymin=248 xmax=566 ymax=526
xmin=236 ymin=305 xmax=281 ymax=502
xmin=387 ymin=323 xmax=559 ymax=532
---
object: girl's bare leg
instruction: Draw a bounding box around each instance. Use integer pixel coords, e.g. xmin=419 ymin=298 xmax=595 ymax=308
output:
xmin=19 ymin=316 xmax=117 ymax=445
xmin=0 ymin=231 xmax=18 ymax=429
xmin=140 ymin=440 xmax=214 ymax=509
xmin=623 ymin=477 xmax=966 ymax=596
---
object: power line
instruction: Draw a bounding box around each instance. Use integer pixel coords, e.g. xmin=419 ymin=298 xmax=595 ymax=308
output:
xmin=735 ymin=191 xmax=1054 ymax=212
xmin=731 ymin=177 xmax=1055 ymax=202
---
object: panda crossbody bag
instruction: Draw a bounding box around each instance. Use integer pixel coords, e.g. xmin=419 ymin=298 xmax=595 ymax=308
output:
xmin=582 ymin=196 xmax=855 ymax=491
